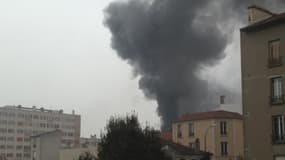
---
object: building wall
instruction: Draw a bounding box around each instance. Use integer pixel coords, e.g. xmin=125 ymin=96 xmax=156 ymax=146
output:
xmin=172 ymin=118 xmax=243 ymax=160
xmin=241 ymin=22 xmax=285 ymax=160
xmin=0 ymin=106 xmax=81 ymax=160
xmin=60 ymin=147 xmax=98 ymax=160
xmin=31 ymin=131 xmax=61 ymax=160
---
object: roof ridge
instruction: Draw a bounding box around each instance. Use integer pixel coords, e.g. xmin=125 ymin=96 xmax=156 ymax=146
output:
xmin=248 ymin=5 xmax=276 ymax=15
xmin=175 ymin=110 xmax=242 ymax=123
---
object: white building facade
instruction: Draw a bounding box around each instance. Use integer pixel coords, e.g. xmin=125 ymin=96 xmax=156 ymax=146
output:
xmin=0 ymin=105 xmax=80 ymax=160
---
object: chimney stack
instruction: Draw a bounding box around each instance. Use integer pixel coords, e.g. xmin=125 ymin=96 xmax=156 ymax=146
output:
xmin=220 ymin=95 xmax=225 ymax=105
xmin=248 ymin=5 xmax=275 ymax=24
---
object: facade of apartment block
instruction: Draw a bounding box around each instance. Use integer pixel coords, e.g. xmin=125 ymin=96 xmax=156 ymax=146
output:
xmin=172 ymin=110 xmax=243 ymax=160
xmin=0 ymin=105 xmax=80 ymax=160
xmin=241 ymin=5 xmax=285 ymax=160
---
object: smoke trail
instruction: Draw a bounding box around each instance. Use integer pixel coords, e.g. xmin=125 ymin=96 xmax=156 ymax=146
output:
xmin=104 ymin=0 xmax=285 ymax=130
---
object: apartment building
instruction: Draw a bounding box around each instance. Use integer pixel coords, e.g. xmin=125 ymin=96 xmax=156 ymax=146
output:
xmin=241 ymin=5 xmax=285 ymax=160
xmin=0 ymin=105 xmax=80 ymax=160
xmin=172 ymin=110 xmax=243 ymax=160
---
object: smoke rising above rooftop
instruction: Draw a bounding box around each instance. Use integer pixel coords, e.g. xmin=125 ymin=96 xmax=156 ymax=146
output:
xmin=104 ymin=0 xmax=285 ymax=130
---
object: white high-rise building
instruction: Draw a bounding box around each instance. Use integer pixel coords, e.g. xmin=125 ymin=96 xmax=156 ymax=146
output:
xmin=0 ymin=105 xmax=80 ymax=160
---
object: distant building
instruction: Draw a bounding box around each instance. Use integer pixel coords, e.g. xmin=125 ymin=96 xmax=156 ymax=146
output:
xmin=0 ymin=105 xmax=80 ymax=160
xmin=172 ymin=110 xmax=243 ymax=160
xmin=31 ymin=130 xmax=61 ymax=160
xmin=60 ymin=147 xmax=98 ymax=160
xmin=241 ymin=4 xmax=285 ymax=160
xmin=80 ymin=135 xmax=99 ymax=148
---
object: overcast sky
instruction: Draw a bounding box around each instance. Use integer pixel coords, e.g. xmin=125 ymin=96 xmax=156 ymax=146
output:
xmin=0 ymin=0 xmax=241 ymax=137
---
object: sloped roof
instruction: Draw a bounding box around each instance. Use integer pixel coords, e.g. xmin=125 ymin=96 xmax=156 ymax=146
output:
xmin=241 ymin=12 xmax=285 ymax=32
xmin=31 ymin=129 xmax=62 ymax=138
xmin=162 ymin=140 xmax=212 ymax=156
xmin=248 ymin=5 xmax=276 ymax=16
xmin=160 ymin=132 xmax=172 ymax=141
xmin=175 ymin=110 xmax=242 ymax=123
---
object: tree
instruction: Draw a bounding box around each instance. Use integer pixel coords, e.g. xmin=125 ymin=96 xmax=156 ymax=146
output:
xmin=78 ymin=152 xmax=96 ymax=160
xmin=98 ymin=113 xmax=168 ymax=160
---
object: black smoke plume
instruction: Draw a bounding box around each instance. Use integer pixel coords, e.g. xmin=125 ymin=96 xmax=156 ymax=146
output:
xmin=104 ymin=0 xmax=285 ymax=130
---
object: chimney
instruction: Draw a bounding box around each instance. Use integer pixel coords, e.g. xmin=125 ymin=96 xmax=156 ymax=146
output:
xmin=248 ymin=5 xmax=275 ymax=24
xmin=220 ymin=95 xmax=225 ymax=105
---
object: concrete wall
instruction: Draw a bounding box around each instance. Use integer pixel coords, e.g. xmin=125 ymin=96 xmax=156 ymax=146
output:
xmin=31 ymin=131 xmax=61 ymax=160
xmin=241 ymin=21 xmax=285 ymax=160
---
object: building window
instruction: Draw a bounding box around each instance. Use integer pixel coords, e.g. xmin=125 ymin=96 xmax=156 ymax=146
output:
xmin=189 ymin=142 xmax=195 ymax=149
xmin=17 ymin=137 xmax=23 ymax=142
xmin=271 ymin=77 xmax=283 ymax=104
xmin=268 ymin=40 xmax=282 ymax=67
xmin=177 ymin=124 xmax=182 ymax=138
xmin=220 ymin=121 xmax=227 ymax=136
xmin=221 ymin=141 xmax=228 ymax=156
xmin=272 ymin=115 xmax=285 ymax=144
xmin=189 ymin=123 xmax=194 ymax=137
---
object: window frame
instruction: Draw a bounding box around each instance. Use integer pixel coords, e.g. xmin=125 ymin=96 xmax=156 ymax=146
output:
xmin=220 ymin=141 xmax=228 ymax=156
xmin=268 ymin=39 xmax=282 ymax=68
xmin=188 ymin=123 xmax=195 ymax=137
xmin=271 ymin=76 xmax=284 ymax=105
xmin=272 ymin=115 xmax=285 ymax=144
xmin=177 ymin=124 xmax=182 ymax=138
xmin=220 ymin=121 xmax=227 ymax=136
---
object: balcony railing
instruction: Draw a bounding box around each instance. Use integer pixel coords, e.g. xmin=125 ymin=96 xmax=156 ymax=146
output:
xmin=270 ymin=95 xmax=284 ymax=105
xmin=272 ymin=134 xmax=285 ymax=144
xmin=268 ymin=57 xmax=283 ymax=68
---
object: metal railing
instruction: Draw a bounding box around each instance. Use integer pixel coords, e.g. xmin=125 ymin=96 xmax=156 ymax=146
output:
xmin=268 ymin=57 xmax=283 ymax=68
xmin=272 ymin=134 xmax=285 ymax=144
xmin=270 ymin=95 xmax=284 ymax=105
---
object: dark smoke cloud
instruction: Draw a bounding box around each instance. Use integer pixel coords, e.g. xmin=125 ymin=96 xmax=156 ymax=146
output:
xmin=104 ymin=0 xmax=285 ymax=130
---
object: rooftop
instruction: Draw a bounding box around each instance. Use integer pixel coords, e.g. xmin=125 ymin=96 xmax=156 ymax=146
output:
xmin=160 ymin=132 xmax=172 ymax=141
xmin=0 ymin=105 xmax=79 ymax=116
xmin=162 ymin=140 xmax=212 ymax=156
xmin=241 ymin=7 xmax=285 ymax=32
xmin=175 ymin=110 xmax=243 ymax=123
xmin=31 ymin=129 xmax=62 ymax=138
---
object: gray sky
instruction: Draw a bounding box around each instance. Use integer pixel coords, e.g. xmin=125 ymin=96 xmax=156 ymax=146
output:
xmin=0 ymin=0 xmax=241 ymax=137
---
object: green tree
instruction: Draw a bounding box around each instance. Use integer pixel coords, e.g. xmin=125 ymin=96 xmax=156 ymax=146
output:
xmin=98 ymin=113 xmax=168 ymax=160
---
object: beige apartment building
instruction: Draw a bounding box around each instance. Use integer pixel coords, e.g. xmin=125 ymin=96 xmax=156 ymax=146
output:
xmin=172 ymin=110 xmax=243 ymax=160
xmin=241 ymin=5 xmax=285 ymax=160
xmin=0 ymin=105 xmax=80 ymax=160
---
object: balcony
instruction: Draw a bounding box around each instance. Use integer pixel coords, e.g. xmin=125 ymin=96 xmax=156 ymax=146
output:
xmin=268 ymin=57 xmax=283 ymax=68
xmin=270 ymin=95 xmax=284 ymax=105
xmin=272 ymin=134 xmax=285 ymax=144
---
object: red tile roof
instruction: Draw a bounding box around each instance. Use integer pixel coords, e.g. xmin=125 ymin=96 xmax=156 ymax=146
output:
xmin=175 ymin=110 xmax=242 ymax=123
xmin=160 ymin=132 xmax=172 ymax=141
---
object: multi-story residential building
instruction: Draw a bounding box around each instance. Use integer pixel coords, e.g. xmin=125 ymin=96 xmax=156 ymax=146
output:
xmin=172 ymin=110 xmax=243 ymax=160
xmin=241 ymin=5 xmax=285 ymax=160
xmin=0 ymin=105 xmax=80 ymax=160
